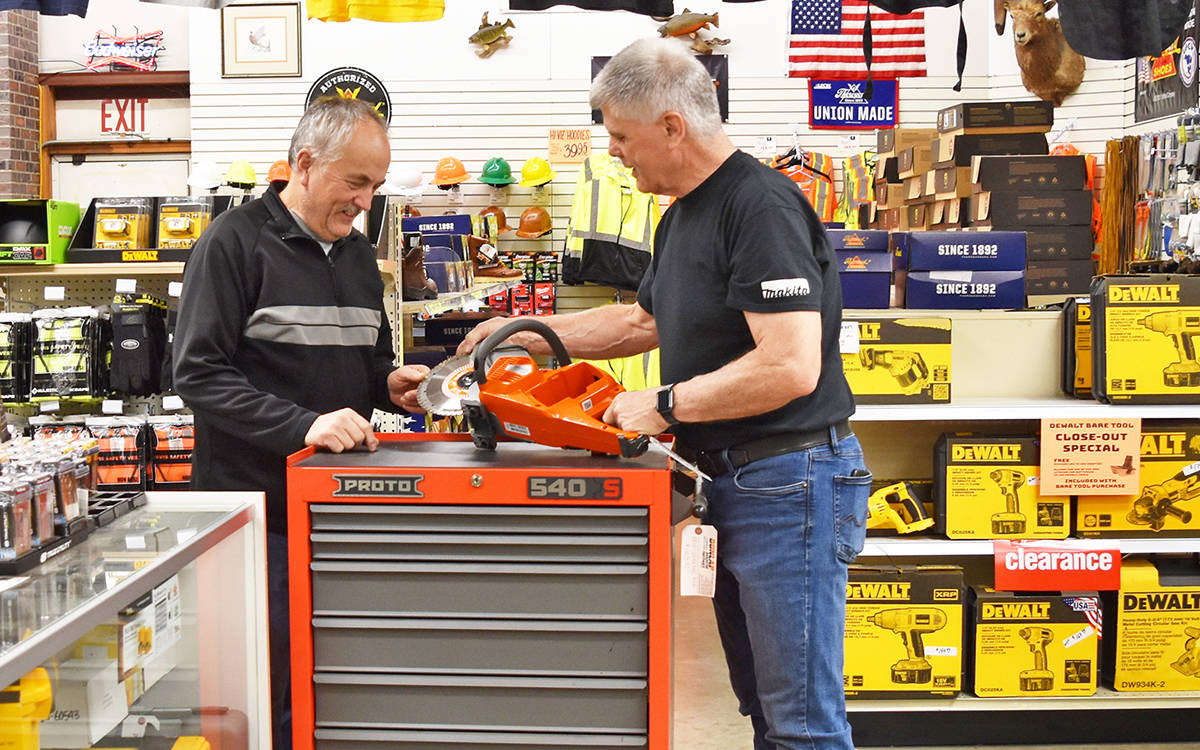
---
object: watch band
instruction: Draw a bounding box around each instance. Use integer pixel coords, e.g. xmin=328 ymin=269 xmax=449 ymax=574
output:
xmin=656 ymin=384 xmax=680 ymax=426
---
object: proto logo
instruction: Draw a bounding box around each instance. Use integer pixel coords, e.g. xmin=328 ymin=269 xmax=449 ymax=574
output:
xmin=1182 ymin=38 xmax=1197 ymax=87
xmin=332 ymin=474 xmax=424 ymax=497
xmin=761 ymin=277 xmax=810 ymax=299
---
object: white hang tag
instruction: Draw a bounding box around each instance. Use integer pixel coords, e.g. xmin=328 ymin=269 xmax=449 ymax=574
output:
xmin=115 ymin=278 xmax=137 ymax=293
xmin=679 ymin=524 xmax=718 ymax=598
xmin=168 ymin=281 xmax=183 ymax=298
xmin=839 ymin=321 xmax=860 ymax=354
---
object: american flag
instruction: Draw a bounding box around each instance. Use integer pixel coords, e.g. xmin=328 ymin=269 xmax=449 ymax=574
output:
xmin=788 ymin=0 xmax=927 ymax=80
xmin=1064 ymin=596 xmax=1103 ymax=639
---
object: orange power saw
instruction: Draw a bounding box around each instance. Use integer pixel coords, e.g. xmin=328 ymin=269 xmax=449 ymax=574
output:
xmin=417 ymin=319 xmax=650 ymax=457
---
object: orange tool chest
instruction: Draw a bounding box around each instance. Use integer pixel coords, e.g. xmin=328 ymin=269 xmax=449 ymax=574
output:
xmin=286 ymin=433 xmax=673 ymax=749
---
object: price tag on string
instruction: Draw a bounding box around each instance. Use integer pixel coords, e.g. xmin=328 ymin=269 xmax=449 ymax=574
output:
xmin=102 ymin=399 xmax=124 ymax=415
xmin=115 ymin=278 xmax=137 ymax=294
xmin=44 ymin=286 xmax=65 ymax=301
xmin=548 ymin=128 xmax=592 ymax=163
xmin=168 ymin=282 xmax=182 ymax=298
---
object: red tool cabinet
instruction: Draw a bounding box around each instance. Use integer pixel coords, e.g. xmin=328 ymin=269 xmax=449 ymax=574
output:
xmin=287 ymin=433 xmax=673 ymax=749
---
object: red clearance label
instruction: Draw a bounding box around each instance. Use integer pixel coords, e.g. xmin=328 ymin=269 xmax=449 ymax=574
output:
xmin=993 ymin=540 xmax=1121 ymax=591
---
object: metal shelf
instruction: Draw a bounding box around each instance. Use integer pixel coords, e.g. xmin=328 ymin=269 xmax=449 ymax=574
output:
xmin=848 ymin=686 xmax=1200 ymax=712
xmin=853 ymin=399 xmax=1200 ymax=422
xmin=402 ymin=278 xmax=523 ymax=318
xmin=0 ymin=259 xmax=396 ymax=280
xmin=861 ymin=537 xmax=1200 ymax=558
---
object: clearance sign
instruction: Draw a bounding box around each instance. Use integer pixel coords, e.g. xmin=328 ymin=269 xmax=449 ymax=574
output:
xmin=994 ymin=540 xmax=1121 ymax=591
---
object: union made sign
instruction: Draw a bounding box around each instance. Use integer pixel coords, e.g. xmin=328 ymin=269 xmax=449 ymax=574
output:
xmin=809 ymin=80 xmax=897 ymax=130
xmin=994 ymin=540 xmax=1121 ymax=591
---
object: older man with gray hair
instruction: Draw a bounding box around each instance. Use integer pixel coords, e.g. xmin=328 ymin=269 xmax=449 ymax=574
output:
xmin=458 ymin=37 xmax=869 ymax=750
xmin=174 ymin=96 xmax=428 ymax=749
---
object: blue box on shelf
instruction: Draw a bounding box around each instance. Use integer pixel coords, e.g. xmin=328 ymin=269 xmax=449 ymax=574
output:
xmin=905 ymin=230 xmax=1026 ymax=271
xmin=401 ymin=213 xmax=474 ymax=236
xmin=904 ymin=270 xmax=1025 ymax=309
xmin=827 ymin=229 xmax=890 ymax=252
xmin=836 ymin=250 xmax=892 ymax=309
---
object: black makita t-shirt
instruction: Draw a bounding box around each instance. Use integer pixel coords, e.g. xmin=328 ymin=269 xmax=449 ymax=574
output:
xmin=637 ymin=149 xmax=855 ymax=452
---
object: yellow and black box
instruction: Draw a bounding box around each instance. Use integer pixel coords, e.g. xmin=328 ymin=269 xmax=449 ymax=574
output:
xmin=969 ymin=587 xmax=1102 ymax=697
xmin=1104 ymin=557 xmax=1200 ymax=691
xmin=842 ymin=316 xmax=951 ymax=404
xmin=156 ymin=196 xmax=213 ymax=250
xmin=1091 ymin=274 xmax=1200 ymax=403
xmin=934 ymin=434 xmax=1070 ymax=539
xmin=845 ymin=564 xmax=965 ymax=698
xmin=1061 ymin=296 xmax=1092 ymax=399
xmin=1076 ymin=421 xmax=1200 ymax=537
xmin=94 ymin=198 xmax=152 ymax=250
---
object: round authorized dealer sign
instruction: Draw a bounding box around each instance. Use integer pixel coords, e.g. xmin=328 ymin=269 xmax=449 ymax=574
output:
xmin=305 ymin=67 xmax=392 ymax=125
xmin=1182 ymin=37 xmax=1197 ymax=88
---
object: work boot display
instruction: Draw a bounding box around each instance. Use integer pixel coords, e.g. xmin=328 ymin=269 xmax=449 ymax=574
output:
xmin=467 ymin=235 xmax=522 ymax=278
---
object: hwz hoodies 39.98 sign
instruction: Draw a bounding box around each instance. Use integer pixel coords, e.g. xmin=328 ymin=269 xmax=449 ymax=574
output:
xmin=809 ymin=80 xmax=898 ymax=130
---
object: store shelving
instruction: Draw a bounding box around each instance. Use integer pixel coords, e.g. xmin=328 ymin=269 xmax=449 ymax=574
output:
xmin=848 ymin=687 xmax=1199 ymax=712
xmin=854 ymin=399 xmax=1200 ymax=421
xmin=861 ymin=536 xmax=1200 ymax=558
xmin=401 ymin=277 xmax=524 ymax=318
xmin=0 ymin=259 xmax=396 ymax=280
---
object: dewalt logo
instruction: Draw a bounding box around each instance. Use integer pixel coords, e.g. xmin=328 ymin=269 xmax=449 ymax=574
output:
xmin=933 ymin=588 xmax=959 ymax=601
xmin=981 ymin=602 xmax=1051 ymax=620
xmin=122 ymin=250 xmax=158 ymax=262
xmin=950 ymin=444 xmax=1022 ymax=462
xmin=857 ymin=322 xmax=881 ymax=341
xmin=1123 ymin=592 xmax=1200 ymax=611
xmin=1108 ymin=285 xmax=1180 ymax=304
xmin=1141 ymin=432 xmax=1186 ymax=458
xmin=1078 ymin=304 xmax=1091 ymax=322
xmin=847 ymin=582 xmax=911 ymax=600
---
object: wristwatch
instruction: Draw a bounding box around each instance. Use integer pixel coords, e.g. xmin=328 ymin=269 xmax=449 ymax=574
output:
xmin=656 ymin=384 xmax=680 ymax=426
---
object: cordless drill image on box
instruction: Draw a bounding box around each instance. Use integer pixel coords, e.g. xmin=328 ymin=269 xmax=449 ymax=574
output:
xmin=1128 ymin=469 xmax=1200 ymax=531
xmin=859 ymin=348 xmax=930 ymax=394
xmin=1018 ymin=626 xmax=1055 ymax=691
xmin=869 ymin=607 xmax=946 ymax=684
xmin=989 ymin=469 xmax=1027 ymax=535
xmin=1170 ymin=626 xmax=1200 ymax=676
xmin=1140 ymin=311 xmax=1200 ymax=387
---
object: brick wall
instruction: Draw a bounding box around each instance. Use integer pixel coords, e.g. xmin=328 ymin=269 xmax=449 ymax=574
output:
xmin=0 ymin=10 xmax=39 ymax=198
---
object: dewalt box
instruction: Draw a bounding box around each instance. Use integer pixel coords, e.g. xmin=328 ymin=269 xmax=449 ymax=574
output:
xmin=905 ymin=230 xmax=1026 ymax=272
xmin=844 ymin=564 xmax=965 ymax=698
xmin=969 ymin=587 xmax=1102 ymax=698
xmin=934 ymin=434 xmax=1070 ymax=539
xmin=1075 ymin=421 xmax=1200 ymax=537
xmin=842 ymin=316 xmax=951 ymax=403
xmin=1090 ymin=274 xmax=1200 ymax=403
xmin=1105 ymin=557 xmax=1200 ymax=691
xmin=1060 ymin=296 xmax=1092 ymax=399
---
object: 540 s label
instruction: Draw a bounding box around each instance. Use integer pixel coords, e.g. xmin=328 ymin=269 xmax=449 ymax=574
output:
xmin=528 ymin=476 xmax=622 ymax=499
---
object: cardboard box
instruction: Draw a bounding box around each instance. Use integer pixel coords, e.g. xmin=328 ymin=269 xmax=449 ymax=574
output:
xmin=937 ymin=101 xmax=1054 ymax=134
xmin=877 ymin=127 xmax=937 ymax=156
xmin=0 ymin=199 xmax=81 ymax=264
xmin=837 ymin=252 xmax=892 ymax=309
xmin=972 ymin=190 xmax=1093 ymax=228
xmin=876 ymin=156 xmax=900 ymax=182
xmin=1060 ymin=296 xmax=1092 ymax=399
xmin=844 ymin=564 xmax=965 ymax=698
xmin=1105 ymin=558 xmax=1200 ymax=691
xmin=932 ymin=166 xmax=973 ymax=199
xmin=903 ymin=203 xmax=932 ymax=231
xmin=1025 ymin=259 xmax=1094 ymax=295
xmin=40 ymin=659 xmax=127 ymax=747
xmin=1090 ymin=274 xmax=1200 ymax=403
xmin=898 ymin=144 xmax=934 ymax=179
xmin=903 ymin=174 xmax=926 ymax=202
xmin=1076 ymin=421 xmax=1200 ymax=536
xmin=877 ymin=183 xmax=906 ymax=209
xmin=878 ymin=208 xmax=902 ymax=232
xmin=828 ymin=229 xmax=889 ymax=251
xmin=1026 ymin=226 xmax=1095 ymax=261
xmin=973 ymin=156 xmax=1088 ymax=192
xmin=906 ymin=231 xmax=1026 ymax=272
xmin=905 ymin=271 xmax=1025 ymax=309
xmin=930 ymin=198 xmax=970 ymax=230
xmin=842 ymin=316 xmax=951 ymax=403
xmin=932 ymin=133 xmax=1049 ymax=167
xmin=933 ymin=434 xmax=1070 ymax=539
xmin=969 ymin=588 xmax=1101 ymax=698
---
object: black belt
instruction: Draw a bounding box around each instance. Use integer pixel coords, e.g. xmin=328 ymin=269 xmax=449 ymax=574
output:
xmin=687 ymin=420 xmax=853 ymax=478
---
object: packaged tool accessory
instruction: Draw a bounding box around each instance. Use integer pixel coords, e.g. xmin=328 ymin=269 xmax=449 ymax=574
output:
xmin=156 ymin=196 xmax=213 ymax=250
xmin=0 ymin=314 xmax=31 ymax=404
xmin=85 ymin=417 xmax=148 ymax=493
xmin=30 ymin=307 xmax=110 ymax=401
xmin=108 ymin=294 xmax=168 ymax=397
xmin=93 ymin=197 xmax=152 ymax=250
xmin=148 ymin=415 xmax=193 ymax=489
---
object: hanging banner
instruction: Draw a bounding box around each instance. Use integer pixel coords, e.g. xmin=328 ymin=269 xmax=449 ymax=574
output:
xmin=1040 ymin=418 xmax=1142 ymax=495
xmin=809 ymin=80 xmax=898 ymax=130
xmin=591 ymin=54 xmax=728 ymax=124
xmin=1135 ymin=0 xmax=1198 ymax=122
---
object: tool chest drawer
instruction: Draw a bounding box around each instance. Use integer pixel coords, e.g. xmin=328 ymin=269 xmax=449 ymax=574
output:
xmin=309 ymin=531 xmax=649 ymax=564
xmin=310 ymin=561 xmax=649 ymax=618
xmin=313 ymin=673 xmax=649 ymax=733
xmin=313 ymin=728 xmax=649 ymax=749
xmin=312 ymin=617 xmax=649 ymax=675
xmin=309 ymin=503 xmax=649 ymax=535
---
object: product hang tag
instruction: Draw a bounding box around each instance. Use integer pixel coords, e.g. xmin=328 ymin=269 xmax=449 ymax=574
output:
xmin=839 ymin=321 xmax=860 ymax=354
xmin=680 ymin=524 xmax=718 ymax=598
xmin=115 ymin=278 xmax=137 ymax=293
xmin=167 ymin=281 xmax=183 ymax=298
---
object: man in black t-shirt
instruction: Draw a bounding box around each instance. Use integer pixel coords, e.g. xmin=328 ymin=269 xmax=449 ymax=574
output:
xmin=458 ymin=38 xmax=870 ymax=750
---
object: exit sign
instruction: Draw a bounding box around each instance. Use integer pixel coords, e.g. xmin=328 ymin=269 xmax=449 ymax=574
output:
xmin=100 ymin=98 xmax=149 ymax=135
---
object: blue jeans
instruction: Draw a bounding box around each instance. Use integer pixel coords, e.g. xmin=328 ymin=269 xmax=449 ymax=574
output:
xmin=706 ymin=432 xmax=871 ymax=750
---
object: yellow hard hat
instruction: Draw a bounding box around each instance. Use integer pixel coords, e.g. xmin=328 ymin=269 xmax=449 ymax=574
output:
xmin=225 ymin=160 xmax=257 ymax=189
xmin=519 ymin=156 xmax=556 ymax=188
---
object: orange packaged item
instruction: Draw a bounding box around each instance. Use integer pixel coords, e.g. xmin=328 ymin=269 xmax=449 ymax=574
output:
xmin=85 ymin=418 xmax=147 ymax=492
xmin=150 ymin=417 xmax=194 ymax=489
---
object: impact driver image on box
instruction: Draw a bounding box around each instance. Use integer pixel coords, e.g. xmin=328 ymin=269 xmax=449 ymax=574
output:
xmin=841 ymin=317 xmax=951 ymax=404
xmin=1076 ymin=422 xmax=1200 ymax=536
xmin=1091 ymin=274 xmax=1200 ymax=403
xmin=1105 ymin=558 xmax=1200 ymax=691
xmin=969 ymin=588 xmax=1101 ymax=697
xmin=935 ymin=435 xmax=1069 ymax=538
xmin=844 ymin=565 xmax=964 ymax=698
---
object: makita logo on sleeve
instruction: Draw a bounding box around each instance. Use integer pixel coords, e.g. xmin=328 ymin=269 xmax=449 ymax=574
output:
xmin=761 ymin=277 xmax=811 ymax=299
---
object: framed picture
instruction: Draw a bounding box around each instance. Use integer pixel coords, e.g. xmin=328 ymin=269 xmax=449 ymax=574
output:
xmin=221 ymin=3 xmax=302 ymax=78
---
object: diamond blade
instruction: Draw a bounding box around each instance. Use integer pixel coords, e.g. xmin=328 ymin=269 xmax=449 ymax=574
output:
xmin=416 ymin=355 xmax=479 ymax=416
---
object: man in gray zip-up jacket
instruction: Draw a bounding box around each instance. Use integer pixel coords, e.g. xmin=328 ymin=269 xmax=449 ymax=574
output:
xmin=173 ymin=97 xmax=427 ymax=750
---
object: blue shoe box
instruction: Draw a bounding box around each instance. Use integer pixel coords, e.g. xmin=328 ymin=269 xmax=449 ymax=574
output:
xmin=401 ymin=213 xmax=474 ymax=236
xmin=837 ymin=250 xmax=892 ymax=309
xmin=905 ymin=271 xmax=1025 ymax=309
xmin=905 ymin=231 xmax=1027 ymax=271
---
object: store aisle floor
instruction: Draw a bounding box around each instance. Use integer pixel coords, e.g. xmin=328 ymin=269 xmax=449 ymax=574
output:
xmin=669 ymin=524 xmax=1194 ymax=750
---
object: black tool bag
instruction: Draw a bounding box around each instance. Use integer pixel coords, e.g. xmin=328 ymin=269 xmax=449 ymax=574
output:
xmin=869 ymin=0 xmax=967 ymax=93
xmin=1056 ymin=0 xmax=1192 ymax=60
xmin=109 ymin=297 xmax=167 ymax=397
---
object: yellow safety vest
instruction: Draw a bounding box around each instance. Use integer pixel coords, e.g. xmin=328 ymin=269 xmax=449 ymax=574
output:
xmin=839 ymin=151 xmax=875 ymax=229
xmin=306 ymin=0 xmax=444 ymax=22
xmin=584 ymin=347 xmax=661 ymax=391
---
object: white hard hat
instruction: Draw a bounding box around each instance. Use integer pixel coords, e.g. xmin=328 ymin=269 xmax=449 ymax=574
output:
xmin=384 ymin=167 xmax=425 ymax=196
xmin=187 ymin=161 xmax=222 ymax=192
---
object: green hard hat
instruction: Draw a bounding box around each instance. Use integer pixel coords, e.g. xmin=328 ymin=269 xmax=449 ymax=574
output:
xmin=479 ymin=157 xmax=516 ymax=185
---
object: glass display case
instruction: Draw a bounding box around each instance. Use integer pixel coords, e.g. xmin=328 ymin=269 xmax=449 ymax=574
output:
xmin=0 ymin=491 xmax=268 ymax=749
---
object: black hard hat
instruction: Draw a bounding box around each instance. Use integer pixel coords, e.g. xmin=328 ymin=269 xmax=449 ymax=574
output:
xmin=0 ymin=219 xmax=46 ymax=245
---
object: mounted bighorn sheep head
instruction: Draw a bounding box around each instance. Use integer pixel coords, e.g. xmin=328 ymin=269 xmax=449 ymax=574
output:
xmin=994 ymin=0 xmax=1086 ymax=107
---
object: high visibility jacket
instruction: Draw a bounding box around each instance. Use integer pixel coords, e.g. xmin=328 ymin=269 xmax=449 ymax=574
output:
xmin=774 ymin=151 xmax=838 ymax=223
xmin=306 ymin=0 xmax=443 ymax=22
xmin=583 ymin=347 xmax=660 ymax=391
xmin=1051 ymin=143 xmax=1101 ymax=239
xmin=563 ymin=153 xmax=661 ymax=291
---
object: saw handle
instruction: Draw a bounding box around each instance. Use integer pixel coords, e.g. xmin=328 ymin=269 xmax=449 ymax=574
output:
xmin=473 ymin=318 xmax=572 ymax=384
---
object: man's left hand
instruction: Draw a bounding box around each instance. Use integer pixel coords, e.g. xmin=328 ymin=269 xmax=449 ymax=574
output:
xmin=602 ymin=389 xmax=670 ymax=435
xmin=389 ymin=365 xmax=430 ymax=412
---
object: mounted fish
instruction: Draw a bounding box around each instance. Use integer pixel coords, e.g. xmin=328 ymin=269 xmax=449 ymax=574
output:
xmin=657 ymin=9 xmax=718 ymax=38
xmin=470 ymin=12 xmax=515 ymax=58
xmin=690 ymin=33 xmax=730 ymax=55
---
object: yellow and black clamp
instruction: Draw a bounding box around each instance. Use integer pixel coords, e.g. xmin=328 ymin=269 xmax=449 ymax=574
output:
xmin=867 ymin=481 xmax=934 ymax=534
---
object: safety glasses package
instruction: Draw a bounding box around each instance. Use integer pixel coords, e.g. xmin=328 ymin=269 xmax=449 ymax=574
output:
xmin=31 ymin=307 xmax=110 ymax=401
xmin=148 ymin=415 xmax=193 ymax=489
xmin=84 ymin=417 xmax=147 ymax=493
xmin=0 ymin=314 xmax=31 ymax=404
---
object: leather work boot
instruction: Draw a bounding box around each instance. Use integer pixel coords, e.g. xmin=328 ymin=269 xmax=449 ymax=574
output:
xmin=467 ymin=234 xmax=522 ymax=278
xmin=401 ymin=239 xmax=437 ymax=300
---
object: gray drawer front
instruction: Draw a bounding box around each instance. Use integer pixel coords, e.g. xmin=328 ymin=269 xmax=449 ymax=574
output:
xmin=312 ymin=617 xmax=648 ymax=675
xmin=314 ymin=728 xmax=647 ymax=748
xmin=310 ymin=504 xmax=648 ymax=535
xmin=310 ymin=562 xmax=648 ymax=619
xmin=310 ymin=532 xmax=648 ymax=564
xmin=313 ymin=673 xmax=648 ymax=733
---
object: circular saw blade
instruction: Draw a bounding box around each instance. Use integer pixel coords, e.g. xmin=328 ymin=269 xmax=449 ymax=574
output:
xmin=417 ymin=355 xmax=480 ymax=416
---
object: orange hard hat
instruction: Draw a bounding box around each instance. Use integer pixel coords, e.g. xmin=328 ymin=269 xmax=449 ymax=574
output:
xmin=432 ymin=156 xmax=470 ymax=186
xmin=514 ymin=206 xmax=552 ymax=238
xmin=480 ymin=205 xmax=513 ymax=233
xmin=267 ymin=160 xmax=291 ymax=184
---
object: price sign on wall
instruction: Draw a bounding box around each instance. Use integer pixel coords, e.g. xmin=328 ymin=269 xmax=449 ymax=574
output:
xmin=548 ymin=128 xmax=591 ymax=163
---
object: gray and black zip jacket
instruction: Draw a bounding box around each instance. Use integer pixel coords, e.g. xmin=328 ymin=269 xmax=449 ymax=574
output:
xmin=173 ymin=185 xmax=397 ymax=533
